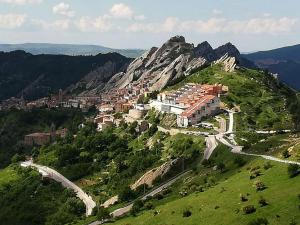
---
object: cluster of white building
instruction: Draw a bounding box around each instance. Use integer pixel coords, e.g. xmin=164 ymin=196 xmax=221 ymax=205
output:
xmin=150 ymin=83 xmax=227 ymax=127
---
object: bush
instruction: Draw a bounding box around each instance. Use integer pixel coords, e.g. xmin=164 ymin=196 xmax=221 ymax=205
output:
xmin=258 ymin=196 xmax=268 ymax=207
xmin=130 ymin=200 xmax=144 ymax=216
xmin=248 ymin=217 xmax=269 ymax=225
xmin=282 ymin=149 xmax=291 ymax=158
xmin=144 ymin=201 xmax=154 ymax=210
xmin=288 ymin=164 xmax=300 ymax=178
xmin=234 ymin=156 xmax=247 ymax=167
xmin=182 ymin=209 xmax=192 ymax=217
xmin=119 ymin=186 xmax=136 ymax=202
xmin=254 ymin=180 xmax=266 ymax=191
xmin=263 ymin=162 xmax=272 ymax=170
xmin=250 ymin=170 xmax=262 ymax=179
xmin=217 ymin=162 xmax=226 ymax=172
xmin=240 ymin=194 xmax=248 ymax=202
xmin=242 ymin=205 xmax=256 ymax=214
xmin=96 ymin=207 xmax=111 ymax=221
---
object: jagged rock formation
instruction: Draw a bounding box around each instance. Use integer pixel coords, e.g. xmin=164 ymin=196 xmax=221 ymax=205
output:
xmin=103 ymin=36 xmax=207 ymax=92
xmin=101 ymin=36 xmax=245 ymax=92
xmin=215 ymin=54 xmax=237 ymax=72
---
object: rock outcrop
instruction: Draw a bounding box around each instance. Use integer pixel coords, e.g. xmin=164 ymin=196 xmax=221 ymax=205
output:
xmin=104 ymin=36 xmax=207 ymax=92
xmin=99 ymin=36 xmax=246 ymax=93
xmin=215 ymin=54 xmax=237 ymax=72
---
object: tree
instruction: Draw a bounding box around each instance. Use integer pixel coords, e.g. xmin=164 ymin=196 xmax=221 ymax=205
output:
xmin=288 ymin=164 xmax=300 ymax=178
xmin=96 ymin=207 xmax=110 ymax=221
xmin=217 ymin=162 xmax=226 ymax=172
xmin=119 ymin=186 xmax=136 ymax=202
xmin=282 ymin=149 xmax=291 ymax=158
xmin=258 ymin=196 xmax=268 ymax=207
xmin=242 ymin=205 xmax=256 ymax=214
xmin=130 ymin=200 xmax=144 ymax=216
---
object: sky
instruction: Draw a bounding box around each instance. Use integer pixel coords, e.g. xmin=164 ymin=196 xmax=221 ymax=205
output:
xmin=0 ymin=0 xmax=299 ymax=52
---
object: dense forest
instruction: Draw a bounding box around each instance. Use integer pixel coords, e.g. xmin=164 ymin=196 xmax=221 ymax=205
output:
xmin=0 ymin=51 xmax=131 ymax=100
xmin=0 ymin=108 xmax=85 ymax=168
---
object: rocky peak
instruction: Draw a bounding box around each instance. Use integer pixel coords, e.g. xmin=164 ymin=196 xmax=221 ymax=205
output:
xmin=215 ymin=42 xmax=240 ymax=59
xmin=168 ymin=35 xmax=186 ymax=43
xmin=194 ymin=41 xmax=216 ymax=61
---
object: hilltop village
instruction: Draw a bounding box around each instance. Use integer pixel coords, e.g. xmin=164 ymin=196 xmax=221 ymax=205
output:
xmin=20 ymin=81 xmax=228 ymax=146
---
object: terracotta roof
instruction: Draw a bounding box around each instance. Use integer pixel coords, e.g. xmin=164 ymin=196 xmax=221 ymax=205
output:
xmin=180 ymin=95 xmax=216 ymax=118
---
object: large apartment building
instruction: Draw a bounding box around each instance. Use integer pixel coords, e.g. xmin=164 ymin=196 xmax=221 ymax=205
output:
xmin=150 ymin=83 xmax=227 ymax=127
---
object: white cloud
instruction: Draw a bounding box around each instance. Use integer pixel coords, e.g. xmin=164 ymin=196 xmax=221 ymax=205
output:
xmin=0 ymin=0 xmax=42 ymax=4
xmin=32 ymin=19 xmax=70 ymax=30
xmin=212 ymin=9 xmax=222 ymax=15
xmin=134 ymin=15 xmax=146 ymax=21
xmin=53 ymin=2 xmax=75 ymax=17
xmin=125 ymin=16 xmax=299 ymax=35
xmin=75 ymin=16 xmax=112 ymax=32
xmin=0 ymin=13 xmax=27 ymax=29
xmin=110 ymin=3 xmax=133 ymax=19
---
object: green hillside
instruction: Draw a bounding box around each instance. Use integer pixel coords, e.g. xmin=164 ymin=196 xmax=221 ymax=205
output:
xmin=111 ymin=146 xmax=300 ymax=225
xmin=0 ymin=166 xmax=86 ymax=225
xmin=169 ymin=64 xmax=300 ymax=130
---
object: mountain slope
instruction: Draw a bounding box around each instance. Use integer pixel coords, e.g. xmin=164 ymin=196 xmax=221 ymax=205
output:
xmin=243 ymin=44 xmax=300 ymax=90
xmin=111 ymin=148 xmax=300 ymax=225
xmin=103 ymin=36 xmax=248 ymax=93
xmin=244 ymin=44 xmax=300 ymax=64
xmin=0 ymin=51 xmax=131 ymax=100
xmin=0 ymin=43 xmax=145 ymax=58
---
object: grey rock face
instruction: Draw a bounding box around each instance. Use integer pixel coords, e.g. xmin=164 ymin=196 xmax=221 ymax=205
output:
xmin=101 ymin=37 xmax=242 ymax=92
xmin=194 ymin=41 xmax=217 ymax=61
xmin=215 ymin=42 xmax=240 ymax=59
xmin=105 ymin=36 xmax=207 ymax=91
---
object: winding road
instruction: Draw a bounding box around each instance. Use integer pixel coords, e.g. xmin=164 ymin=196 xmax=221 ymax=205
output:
xmin=21 ymin=160 xmax=96 ymax=216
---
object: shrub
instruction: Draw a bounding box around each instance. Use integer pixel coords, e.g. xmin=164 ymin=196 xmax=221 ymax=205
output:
xmin=182 ymin=209 xmax=192 ymax=217
xmin=254 ymin=180 xmax=266 ymax=191
xmin=217 ymin=162 xmax=226 ymax=172
xmin=282 ymin=149 xmax=291 ymax=158
xmin=242 ymin=205 xmax=256 ymax=214
xmin=234 ymin=156 xmax=247 ymax=167
xmin=240 ymin=194 xmax=248 ymax=202
xmin=155 ymin=193 xmax=164 ymax=200
xmin=130 ymin=200 xmax=144 ymax=216
xmin=258 ymin=196 xmax=268 ymax=207
xmin=288 ymin=164 xmax=300 ymax=178
xmin=248 ymin=217 xmax=269 ymax=225
xmin=96 ymin=207 xmax=111 ymax=221
xmin=119 ymin=186 xmax=136 ymax=202
xmin=263 ymin=162 xmax=272 ymax=170
xmin=144 ymin=201 xmax=154 ymax=210
xmin=250 ymin=170 xmax=262 ymax=179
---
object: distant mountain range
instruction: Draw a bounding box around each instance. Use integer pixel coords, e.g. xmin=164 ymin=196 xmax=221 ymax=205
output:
xmin=0 ymin=43 xmax=145 ymax=58
xmin=243 ymin=44 xmax=300 ymax=90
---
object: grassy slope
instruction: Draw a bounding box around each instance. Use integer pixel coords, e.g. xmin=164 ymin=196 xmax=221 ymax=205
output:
xmin=169 ymin=64 xmax=294 ymax=130
xmin=111 ymin=150 xmax=300 ymax=225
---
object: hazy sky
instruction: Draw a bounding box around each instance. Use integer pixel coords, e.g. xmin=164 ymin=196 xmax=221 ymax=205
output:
xmin=0 ymin=0 xmax=299 ymax=52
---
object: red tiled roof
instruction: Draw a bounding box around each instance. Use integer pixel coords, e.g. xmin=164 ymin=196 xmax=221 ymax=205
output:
xmin=180 ymin=95 xmax=216 ymax=118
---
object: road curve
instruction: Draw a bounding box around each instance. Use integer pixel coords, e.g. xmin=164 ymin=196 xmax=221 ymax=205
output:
xmin=89 ymin=171 xmax=190 ymax=225
xmin=21 ymin=160 xmax=96 ymax=216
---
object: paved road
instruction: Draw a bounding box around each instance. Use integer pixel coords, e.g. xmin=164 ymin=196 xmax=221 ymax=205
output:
xmin=215 ymin=111 xmax=300 ymax=165
xmin=203 ymin=135 xmax=218 ymax=160
xmin=89 ymin=171 xmax=190 ymax=225
xmin=21 ymin=160 xmax=96 ymax=216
